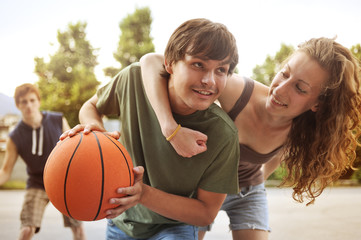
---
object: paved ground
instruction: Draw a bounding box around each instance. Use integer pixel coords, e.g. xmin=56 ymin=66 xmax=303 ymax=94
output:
xmin=1 ymin=187 xmax=360 ymax=240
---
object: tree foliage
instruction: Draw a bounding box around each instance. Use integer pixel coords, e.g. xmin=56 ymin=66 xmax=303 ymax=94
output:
xmin=34 ymin=22 xmax=99 ymax=127
xmin=351 ymin=44 xmax=361 ymax=63
xmin=104 ymin=6 xmax=155 ymax=77
xmin=350 ymin=43 xmax=361 ymax=182
xmin=252 ymin=43 xmax=294 ymax=86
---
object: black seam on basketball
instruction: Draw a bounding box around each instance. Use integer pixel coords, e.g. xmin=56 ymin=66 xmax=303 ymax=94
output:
xmin=92 ymin=132 xmax=105 ymax=221
xmin=101 ymin=132 xmax=133 ymax=186
xmin=64 ymin=133 xmax=83 ymax=219
xmin=45 ymin=136 xmax=72 ymax=175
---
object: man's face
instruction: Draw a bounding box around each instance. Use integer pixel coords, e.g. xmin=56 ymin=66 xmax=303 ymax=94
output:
xmin=17 ymin=92 xmax=41 ymax=119
xmin=167 ymin=54 xmax=230 ymax=115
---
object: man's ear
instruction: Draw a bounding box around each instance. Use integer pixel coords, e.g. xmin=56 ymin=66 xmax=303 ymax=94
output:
xmin=311 ymin=103 xmax=319 ymax=112
xmin=164 ymin=59 xmax=173 ymax=74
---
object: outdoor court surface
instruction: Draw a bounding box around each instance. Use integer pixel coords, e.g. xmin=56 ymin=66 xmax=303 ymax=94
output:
xmin=1 ymin=187 xmax=360 ymax=240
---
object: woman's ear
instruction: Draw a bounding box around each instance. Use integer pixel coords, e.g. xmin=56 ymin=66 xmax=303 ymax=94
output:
xmin=311 ymin=103 xmax=319 ymax=112
xmin=164 ymin=59 xmax=173 ymax=74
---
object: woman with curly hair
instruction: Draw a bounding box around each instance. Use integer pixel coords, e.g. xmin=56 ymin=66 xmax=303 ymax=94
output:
xmin=139 ymin=37 xmax=361 ymax=240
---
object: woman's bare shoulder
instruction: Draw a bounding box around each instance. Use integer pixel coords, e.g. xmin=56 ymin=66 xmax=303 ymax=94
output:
xmin=219 ymin=74 xmax=245 ymax=112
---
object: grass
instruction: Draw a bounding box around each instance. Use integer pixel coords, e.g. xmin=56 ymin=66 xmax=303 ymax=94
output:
xmin=0 ymin=180 xmax=26 ymax=190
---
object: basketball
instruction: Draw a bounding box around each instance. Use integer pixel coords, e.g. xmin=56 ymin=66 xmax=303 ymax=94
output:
xmin=43 ymin=131 xmax=134 ymax=221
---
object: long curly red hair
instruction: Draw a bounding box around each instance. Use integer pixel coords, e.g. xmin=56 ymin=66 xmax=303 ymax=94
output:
xmin=281 ymin=37 xmax=361 ymax=205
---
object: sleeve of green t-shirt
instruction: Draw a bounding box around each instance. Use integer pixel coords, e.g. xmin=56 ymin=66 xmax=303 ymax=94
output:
xmin=96 ymin=68 xmax=128 ymax=116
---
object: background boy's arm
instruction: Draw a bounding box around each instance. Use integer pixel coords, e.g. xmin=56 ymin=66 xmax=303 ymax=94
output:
xmin=0 ymin=138 xmax=18 ymax=185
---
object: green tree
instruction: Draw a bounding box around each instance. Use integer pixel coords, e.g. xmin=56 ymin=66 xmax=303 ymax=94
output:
xmin=252 ymin=43 xmax=294 ymax=86
xmin=350 ymin=43 xmax=361 ymax=182
xmin=351 ymin=43 xmax=361 ymax=61
xmin=34 ymin=21 xmax=99 ymax=127
xmin=104 ymin=6 xmax=155 ymax=77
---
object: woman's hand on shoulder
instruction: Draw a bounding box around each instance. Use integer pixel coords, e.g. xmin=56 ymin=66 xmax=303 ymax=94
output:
xmin=169 ymin=126 xmax=208 ymax=158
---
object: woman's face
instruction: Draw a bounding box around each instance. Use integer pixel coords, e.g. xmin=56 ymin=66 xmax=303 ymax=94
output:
xmin=266 ymin=51 xmax=329 ymax=119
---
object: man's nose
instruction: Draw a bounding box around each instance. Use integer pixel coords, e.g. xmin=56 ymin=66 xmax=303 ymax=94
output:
xmin=201 ymin=71 xmax=215 ymax=85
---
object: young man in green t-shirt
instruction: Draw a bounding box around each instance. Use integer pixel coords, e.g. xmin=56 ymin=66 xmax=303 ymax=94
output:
xmin=62 ymin=18 xmax=240 ymax=239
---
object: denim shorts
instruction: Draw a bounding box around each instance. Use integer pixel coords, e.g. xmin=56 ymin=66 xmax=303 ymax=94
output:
xmin=106 ymin=219 xmax=198 ymax=240
xmin=199 ymin=182 xmax=270 ymax=232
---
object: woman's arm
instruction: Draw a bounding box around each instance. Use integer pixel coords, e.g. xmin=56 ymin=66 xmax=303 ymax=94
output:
xmin=218 ymin=74 xmax=246 ymax=113
xmin=140 ymin=53 xmax=208 ymax=158
xmin=262 ymin=151 xmax=283 ymax=180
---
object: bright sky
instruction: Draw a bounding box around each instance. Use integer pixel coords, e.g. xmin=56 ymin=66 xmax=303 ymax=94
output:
xmin=1 ymin=0 xmax=361 ymax=97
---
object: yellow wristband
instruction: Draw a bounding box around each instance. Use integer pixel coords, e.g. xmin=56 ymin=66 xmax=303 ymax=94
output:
xmin=166 ymin=124 xmax=181 ymax=141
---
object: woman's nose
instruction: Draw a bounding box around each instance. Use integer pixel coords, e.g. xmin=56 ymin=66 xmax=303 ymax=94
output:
xmin=274 ymin=79 xmax=291 ymax=95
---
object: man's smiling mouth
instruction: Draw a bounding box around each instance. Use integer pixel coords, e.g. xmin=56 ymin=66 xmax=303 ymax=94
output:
xmin=194 ymin=89 xmax=212 ymax=96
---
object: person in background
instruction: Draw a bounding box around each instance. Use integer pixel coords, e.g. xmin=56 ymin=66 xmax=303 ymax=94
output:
xmin=61 ymin=18 xmax=240 ymax=239
xmin=0 ymin=83 xmax=86 ymax=240
xmin=139 ymin=37 xmax=361 ymax=240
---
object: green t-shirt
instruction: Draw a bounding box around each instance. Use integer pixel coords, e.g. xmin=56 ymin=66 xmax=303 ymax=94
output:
xmin=96 ymin=63 xmax=239 ymax=239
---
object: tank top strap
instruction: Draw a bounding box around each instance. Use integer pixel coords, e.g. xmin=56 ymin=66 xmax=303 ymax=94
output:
xmin=227 ymin=77 xmax=254 ymax=121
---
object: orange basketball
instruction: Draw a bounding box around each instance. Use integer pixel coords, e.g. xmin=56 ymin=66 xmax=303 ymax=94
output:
xmin=43 ymin=131 xmax=134 ymax=221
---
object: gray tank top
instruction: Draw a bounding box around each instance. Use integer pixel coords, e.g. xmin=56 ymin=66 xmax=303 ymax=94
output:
xmin=228 ymin=77 xmax=282 ymax=187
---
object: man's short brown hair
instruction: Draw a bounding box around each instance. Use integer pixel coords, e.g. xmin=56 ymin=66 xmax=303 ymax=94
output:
xmin=164 ymin=18 xmax=238 ymax=76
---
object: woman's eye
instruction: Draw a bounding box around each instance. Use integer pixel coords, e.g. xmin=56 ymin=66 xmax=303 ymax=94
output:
xmin=281 ymin=71 xmax=288 ymax=78
xmin=296 ymin=84 xmax=307 ymax=93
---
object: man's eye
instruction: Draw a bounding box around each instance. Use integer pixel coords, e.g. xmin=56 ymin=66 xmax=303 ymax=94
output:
xmin=193 ymin=62 xmax=203 ymax=68
xmin=217 ymin=67 xmax=227 ymax=74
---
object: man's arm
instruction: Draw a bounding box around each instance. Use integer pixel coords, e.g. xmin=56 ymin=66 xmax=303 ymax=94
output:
xmin=141 ymin=186 xmax=226 ymax=226
xmin=62 ymin=92 xmax=226 ymax=226
xmin=0 ymin=138 xmax=18 ymax=186
xmin=62 ymin=116 xmax=71 ymax=132
xmin=79 ymin=94 xmax=105 ymax=131
xmin=60 ymin=94 xmax=120 ymax=140
xmin=108 ymin=184 xmax=226 ymax=227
